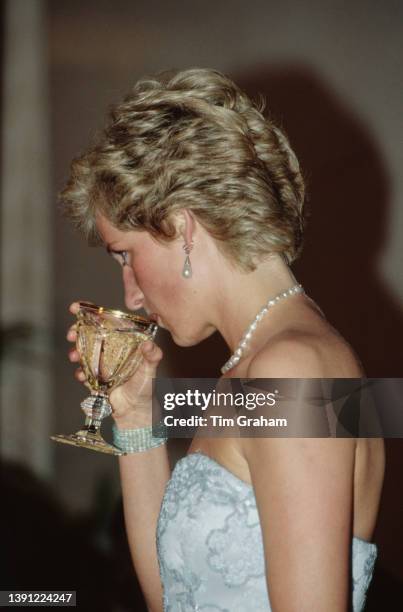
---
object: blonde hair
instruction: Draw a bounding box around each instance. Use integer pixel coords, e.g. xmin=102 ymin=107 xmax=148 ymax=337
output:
xmin=61 ymin=67 xmax=306 ymax=271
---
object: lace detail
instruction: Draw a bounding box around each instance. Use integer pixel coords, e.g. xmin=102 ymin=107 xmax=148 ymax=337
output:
xmin=157 ymin=452 xmax=377 ymax=611
xmin=352 ymin=538 xmax=378 ymax=611
xmin=206 ymin=499 xmax=264 ymax=587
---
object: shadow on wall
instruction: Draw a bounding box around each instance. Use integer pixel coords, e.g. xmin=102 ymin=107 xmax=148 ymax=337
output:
xmin=237 ymin=64 xmax=402 ymax=378
xmin=0 ymin=460 xmax=147 ymax=611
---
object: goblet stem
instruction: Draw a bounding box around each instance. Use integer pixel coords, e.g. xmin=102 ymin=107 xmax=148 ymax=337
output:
xmin=82 ymin=393 xmax=108 ymax=434
xmin=50 ymin=391 xmax=124 ymax=455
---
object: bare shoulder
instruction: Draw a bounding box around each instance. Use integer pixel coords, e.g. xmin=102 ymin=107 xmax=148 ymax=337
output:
xmin=246 ymin=328 xmax=365 ymax=378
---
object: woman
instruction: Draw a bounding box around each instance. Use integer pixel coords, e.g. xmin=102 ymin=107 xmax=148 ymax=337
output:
xmin=64 ymin=68 xmax=385 ymax=611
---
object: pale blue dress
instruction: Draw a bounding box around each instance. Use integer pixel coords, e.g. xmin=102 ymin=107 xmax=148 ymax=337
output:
xmin=157 ymin=452 xmax=377 ymax=611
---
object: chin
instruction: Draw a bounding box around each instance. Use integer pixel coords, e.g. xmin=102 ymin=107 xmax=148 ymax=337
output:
xmin=170 ymin=333 xmax=201 ymax=348
xmin=170 ymin=324 xmax=215 ymax=347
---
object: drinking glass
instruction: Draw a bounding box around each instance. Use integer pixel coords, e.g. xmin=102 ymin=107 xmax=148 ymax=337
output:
xmin=51 ymin=302 xmax=158 ymax=455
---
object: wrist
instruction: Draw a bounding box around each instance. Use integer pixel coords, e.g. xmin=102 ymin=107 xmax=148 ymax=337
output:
xmin=112 ymin=412 xmax=152 ymax=430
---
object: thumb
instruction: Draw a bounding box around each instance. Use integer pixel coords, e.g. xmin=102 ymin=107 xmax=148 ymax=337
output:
xmin=141 ymin=340 xmax=163 ymax=365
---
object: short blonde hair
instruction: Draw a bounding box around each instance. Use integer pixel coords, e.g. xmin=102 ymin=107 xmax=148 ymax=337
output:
xmin=61 ymin=67 xmax=306 ymax=271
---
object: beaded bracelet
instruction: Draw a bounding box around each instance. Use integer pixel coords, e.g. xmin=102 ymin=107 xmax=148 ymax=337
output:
xmin=112 ymin=421 xmax=168 ymax=454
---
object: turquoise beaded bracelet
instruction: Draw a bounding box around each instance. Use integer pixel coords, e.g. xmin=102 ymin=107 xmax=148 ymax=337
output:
xmin=112 ymin=422 xmax=168 ymax=454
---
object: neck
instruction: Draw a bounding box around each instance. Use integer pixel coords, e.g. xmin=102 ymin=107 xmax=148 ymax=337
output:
xmin=212 ymin=252 xmax=301 ymax=354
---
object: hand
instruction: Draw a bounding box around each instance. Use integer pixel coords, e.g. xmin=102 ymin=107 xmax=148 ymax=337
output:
xmin=67 ymin=302 xmax=90 ymax=389
xmin=67 ymin=301 xmax=164 ymax=429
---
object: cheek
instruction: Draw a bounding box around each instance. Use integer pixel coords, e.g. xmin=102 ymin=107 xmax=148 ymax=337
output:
xmin=134 ymin=252 xmax=179 ymax=296
xmin=146 ymin=265 xmax=193 ymax=314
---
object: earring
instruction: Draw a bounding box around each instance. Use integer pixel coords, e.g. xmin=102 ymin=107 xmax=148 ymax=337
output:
xmin=182 ymin=240 xmax=194 ymax=279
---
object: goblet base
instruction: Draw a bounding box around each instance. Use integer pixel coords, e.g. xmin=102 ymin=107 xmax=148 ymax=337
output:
xmin=50 ymin=430 xmax=125 ymax=456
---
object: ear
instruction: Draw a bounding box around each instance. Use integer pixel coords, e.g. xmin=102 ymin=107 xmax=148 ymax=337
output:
xmin=176 ymin=209 xmax=195 ymax=245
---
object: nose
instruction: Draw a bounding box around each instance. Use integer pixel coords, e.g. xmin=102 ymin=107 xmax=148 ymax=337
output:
xmin=122 ymin=265 xmax=144 ymax=311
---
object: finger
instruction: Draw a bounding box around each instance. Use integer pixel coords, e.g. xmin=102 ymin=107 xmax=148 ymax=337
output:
xmin=74 ymin=368 xmax=86 ymax=382
xmin=141 ymin=340 xmax=163 ymax=364
xmin=66 ymin=326 xmax=77 ymax=342
xmin=68 ymin=348 xmax=80 ymax=362
xmin=69 ymin=302 xmax=80 ymax=315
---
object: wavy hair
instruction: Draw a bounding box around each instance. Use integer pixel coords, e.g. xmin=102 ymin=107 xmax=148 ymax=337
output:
xmin=61 ymin=67 xmax=307 ymax=270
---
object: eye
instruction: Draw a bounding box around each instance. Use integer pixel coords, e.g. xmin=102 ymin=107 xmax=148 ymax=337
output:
xmin=107 ymin=249 xmax=130 ymax=267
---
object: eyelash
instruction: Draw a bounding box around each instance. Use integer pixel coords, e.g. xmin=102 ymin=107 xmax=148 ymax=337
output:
xmin=108 ymin=250 xmax=130 ymax=266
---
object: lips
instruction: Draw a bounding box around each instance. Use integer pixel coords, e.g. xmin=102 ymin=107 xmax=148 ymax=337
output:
xmin=147 ymin=311 xmax=167 ymax=330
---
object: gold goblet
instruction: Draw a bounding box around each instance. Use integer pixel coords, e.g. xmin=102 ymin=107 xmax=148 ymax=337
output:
xmin=51 ymin=302 xmax=158 ymax=456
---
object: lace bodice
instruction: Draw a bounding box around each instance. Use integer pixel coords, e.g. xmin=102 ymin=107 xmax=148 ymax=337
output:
xmin=157 ymin=452 xmax=377 ymax=611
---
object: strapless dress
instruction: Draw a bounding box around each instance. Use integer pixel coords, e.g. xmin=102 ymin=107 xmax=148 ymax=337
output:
xmin=157 ymin=452 xmax=377 ymax=611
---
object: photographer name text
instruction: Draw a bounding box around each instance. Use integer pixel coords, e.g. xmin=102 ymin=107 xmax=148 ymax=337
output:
xmin=163 ymin=414 xmax=287 ymax=428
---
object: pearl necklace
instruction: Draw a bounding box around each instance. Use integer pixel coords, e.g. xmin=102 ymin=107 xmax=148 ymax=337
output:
xmin=221 ymin=283 xmax=305 ymax=374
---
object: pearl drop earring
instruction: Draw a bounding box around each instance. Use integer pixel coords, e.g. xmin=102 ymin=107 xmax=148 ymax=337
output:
xmin=182 ymin=241 xmax=194 ymax=279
